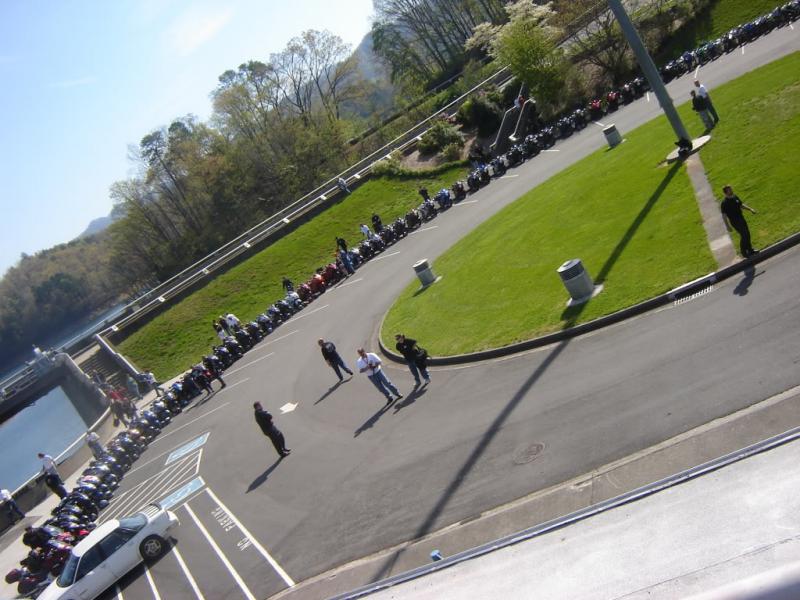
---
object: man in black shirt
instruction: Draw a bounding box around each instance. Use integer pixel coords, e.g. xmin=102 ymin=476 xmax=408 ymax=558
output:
xmin=318 ymin=339 xmax=353 ymax=381
xmin=395 ymin=334 xmax=431 ymax=387
xmin=253 ymin=402 xmax=291 ymax=457
xmin=720 ymin=185 xmax=757 ymax=258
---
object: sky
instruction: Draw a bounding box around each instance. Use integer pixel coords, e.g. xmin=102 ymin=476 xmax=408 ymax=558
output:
xmin=0 ymin=0 xmax=375 ymax=276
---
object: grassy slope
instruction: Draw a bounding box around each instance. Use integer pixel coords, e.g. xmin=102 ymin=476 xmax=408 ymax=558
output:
xmin=119 ymin=164 xmax=468 ymax=379
xmin=381 ymin=52 xmax=800 ymax=356
xmin=658 ymin=0 xmax=785 ymax=61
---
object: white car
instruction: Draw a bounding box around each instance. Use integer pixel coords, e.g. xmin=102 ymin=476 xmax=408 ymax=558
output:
xmin=38 ymin=503 xmax=179 ymax=600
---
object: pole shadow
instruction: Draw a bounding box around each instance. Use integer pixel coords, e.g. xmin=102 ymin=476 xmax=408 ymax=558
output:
xmin=369 ymin=162 xmax=682 ymax=582
xmin=245 ymin=458 xmax=283 ymax=493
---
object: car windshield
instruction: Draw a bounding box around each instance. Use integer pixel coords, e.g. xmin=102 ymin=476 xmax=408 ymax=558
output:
xmin=117 ymin=513 xmax=147 ymax=532
xmin=57 ymin=553 xmax=79 ymax=587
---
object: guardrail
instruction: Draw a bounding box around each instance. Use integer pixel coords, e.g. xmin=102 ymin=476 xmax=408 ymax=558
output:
xmin=100 ymin=65 xmax=515 ymax=338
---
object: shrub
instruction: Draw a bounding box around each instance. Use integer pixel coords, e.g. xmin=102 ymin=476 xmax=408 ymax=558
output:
xmin=457 ymin=95 xmax=503 ymax=137
xmin=418 ymin=121 xmax=464 ymax=155
xmin=441 ymin=142 xmax=463 ymax=162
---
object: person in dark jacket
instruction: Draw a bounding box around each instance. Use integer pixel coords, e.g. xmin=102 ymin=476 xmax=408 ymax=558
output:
xmin=253 ymin=402 xmax=291 ymax=457
xmin=720 ymin=185 xmax=758 ymax=258
xmin=395 ymin=334 xmax=431 ymax=387
xmin=690 ymin=90 xmax=714 ymax=130
xmin=318 ymin=339 xmax=354 ymax=381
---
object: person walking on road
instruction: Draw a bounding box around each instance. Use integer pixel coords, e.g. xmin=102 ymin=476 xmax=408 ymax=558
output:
xmin=690 ymin=90 xmax=714 ymax=131
xmin=356 ymin=348 xmax=403 ymax=405
xmin=38 ymin=453 xmax=67 ymax=499
xmin=720 ymin=185 xmax=758 ymax=258
xmin=1 ymin=488 xmax=25 ymax=522
xmin=318 ymin=339 xmax=353 ymax=381
xmin=394 ymin=334 xmax=431 ymax=387
xmin=253 ymin=402 xmax=291 ymax=458
xmin=85 ymin=431 xmax=103 ymax=459
xmin=694 ymin=80 xmax=719 ymax=123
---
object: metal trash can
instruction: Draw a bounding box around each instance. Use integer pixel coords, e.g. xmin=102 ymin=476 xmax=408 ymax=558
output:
xmin=557 ymin=259 xmax=594 ymax=301
xmin=603 ymin=124 xmax=623 ymax=148
xmin=413 ymin=259 xmax=436 ymax=287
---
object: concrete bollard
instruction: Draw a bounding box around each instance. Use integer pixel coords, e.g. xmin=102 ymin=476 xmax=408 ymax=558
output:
xmin=557 ymin=259 xmax=595 ymax=304
xmin=413 ymin=259 xmax=436 ymax=287
xmin=603 ymin=124 xmax=623 ymax=148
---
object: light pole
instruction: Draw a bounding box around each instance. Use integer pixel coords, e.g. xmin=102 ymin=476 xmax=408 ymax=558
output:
xmin=607 ymin=0 xmax=691 ymax=149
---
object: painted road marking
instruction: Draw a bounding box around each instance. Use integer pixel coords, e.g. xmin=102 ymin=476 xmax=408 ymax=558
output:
xmin=279 ymin=403 xmax=297 ymax=414
xmin=285 ymin=304 xmax=329 ymax=323
xmin=144 ymin=566 xmax=163 ymax=600
xmin=262 ymin=329 xmax=300 ymax=346
xmin=694 ymin=65 xmax=700 ymax=78
xmin=499 ymin=175 xmax=519 ymax=179
xmin=647 ymin=92 xmax=651 ymax=103
xmin=172 ymin=546 xmax=207 ymax=600
xmin=152 ymin=398 xmax=236 ymax=446
xmin=454 ymin=200 xmax=478 ymax=206
xmin=593 ymin=121 xmax=607 ymax=128
xmin=543 ymin=149 xmax=560 ymax=152
xmin=410 ymin=225 xmax=439 ymax=236
xmin=226 ymin=353 xmax=275 ymax=376
xmin=166 ymin=433 xmax=210 ymax=465
xmin=205 ymin=488 xmax=296 ymax=587
xmin=336 ymin=277 xmax=363 ymax=289
xmin=371 ymin=250 xmax=401 ymax=261
xmin=184 ymin=503 xmax=258 ymax=600
xmin=160 ymin=477 xmax=206 ymax=510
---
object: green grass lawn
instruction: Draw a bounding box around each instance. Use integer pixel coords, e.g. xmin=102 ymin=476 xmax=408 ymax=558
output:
xmin=118 ymin=164 xmax=468 ymax=379
xmin=381 ymin=52 xmax=800 ymax=357
xmin=657 ymin=0 xmax=785 ymax=62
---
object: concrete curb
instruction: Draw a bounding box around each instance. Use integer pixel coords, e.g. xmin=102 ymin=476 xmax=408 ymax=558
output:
xmin=379 ymin=230 xmax=800 ymax=366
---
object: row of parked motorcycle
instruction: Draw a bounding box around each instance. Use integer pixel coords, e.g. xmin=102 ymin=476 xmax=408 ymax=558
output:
xmin=5 ymin=376 xmax=217 ymax=597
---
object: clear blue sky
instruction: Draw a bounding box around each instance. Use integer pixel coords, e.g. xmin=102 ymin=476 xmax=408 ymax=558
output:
xmin=0 ymin=0 xmax=374 ymax=276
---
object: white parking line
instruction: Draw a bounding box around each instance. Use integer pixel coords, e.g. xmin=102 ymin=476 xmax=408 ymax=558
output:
xmin=285 ymin=303 xmax=329 ymax=322
xmin=262 ymin=329 xmax=300 ymax=346
xmin=453 ymin=200 xmax=478 ymax=206
xmin=499 ymin=174 xmax=519 ymax=179
xmin=593 ymin=121 xmax=607 ymax=127
xmin=205 ymin=488 xmax=296 ymax=587
xmin=336 ymin=277 xmax=363 ymax=289
xmin=410 ymin=225 xmax=439 ymax=235
xmin=543 ymin=149 xmax=560 ymax=152
xmin=647 ymin=91 xmax=651 ymax=102
xmin=225 ymin=353 xmax=275 ymax=375
xmin=184 ymin=503 xmax=258 ymax=600
xmin=172 ymin=545 xmax=207 ymax=600
xmin=694 ymin=65 xmax=700 ymax=78
xmin=149 ymin=398 xmax=237 ymax=448
xmin=144 ymin=566 xmax=163 ymax=600
xmin=371 ymin=250 xmax=401 ymax=262
xmin=741 ymin=46 xmax=745 ymax=55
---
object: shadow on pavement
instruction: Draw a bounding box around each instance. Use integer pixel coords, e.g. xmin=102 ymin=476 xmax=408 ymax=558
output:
xmin=187 ymin=390 xmax=218 ymax=411
xmin=315 ymin=380 xmax=344 ymax=405
xmin=369 ymin=163 xmax=680 ymax=582
xmin=733 ymin=265 xmax=763 ymax=296
xmin=354 ymin=402 xmax=393 ymax=438
xmin=246 ymin=458 xmax=283 ymax=493
xmin=393 ymin=385 xmax=428 ymax=413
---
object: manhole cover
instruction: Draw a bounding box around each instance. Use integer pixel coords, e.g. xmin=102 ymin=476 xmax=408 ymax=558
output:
xmin=513 ymin=442 xmax=545 ymax=465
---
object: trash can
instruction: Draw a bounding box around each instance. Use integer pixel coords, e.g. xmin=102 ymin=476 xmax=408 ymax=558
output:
xmin=413 ymin=259 xmax=436 ymax=287
xmin=603 ymin=124 xmax=623 ymax=148
xmin=557 ymin=259 xmax=594 ymax=301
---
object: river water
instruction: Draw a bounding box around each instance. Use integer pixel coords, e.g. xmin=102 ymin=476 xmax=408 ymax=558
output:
xmin=0 ymin=385 xmax=90 ymax=492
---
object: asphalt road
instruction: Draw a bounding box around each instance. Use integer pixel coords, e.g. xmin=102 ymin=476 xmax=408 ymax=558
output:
xmin=97 ymin=26 xmax=800 ymax=600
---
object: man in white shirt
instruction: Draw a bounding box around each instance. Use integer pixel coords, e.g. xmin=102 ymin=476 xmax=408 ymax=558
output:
xmin=37 ymin=453 xmax=67 ymax=499
xmin=225 ymin=313 xmax=241 ymax=331
xmin=360 ymin=223 xmax=371 ymax=239
xmin=694 ymin=79 xmax=719 ymax=123
xmin=356 ymin=348 xmax=403 ymax=405
xmin=1 ymin=488 xmax=25 ymax=522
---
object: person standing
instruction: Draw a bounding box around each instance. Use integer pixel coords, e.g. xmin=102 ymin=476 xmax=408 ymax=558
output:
xmin=38 ymin=453 xmax=67 ymax=499
xmin=360 ymin=223 xmax=371 ymax=239
xmin=282 ymin=277 xmax=294 ymax=293
xmin=690 ymin=91 xmax=714 ymax=130
xmin=418 ymin=187 xmax=430 ymax=202
xmin=0 ymin=488 xmax=25 ymax=522
xmin=253 ymin=402 xmax=291 ymax=457
xmin=371 ymin=213 xmax=383 ymax=233
xmin=85 ymin=431 xmax=103 ymax=459
xmin=338 ymin=177 xmax=351 ymax=193
xmin=225 ymin=313 xmax=241 ymax=331
xmin=318 ymin=339 xmax=354 ymax=381
xmin=356 ymin=348 xmax=403 ymax=404
xmin=125 ymin=374 xmax=142 ymax=401
xmin=720 ymin=185 xmax=757 ymax=258
xmin=694 ymin=80 xmax=719 ymax=123
xmin=142 ymin=371 xmax=165 ymax=397
xmin=394 ymin=334 xmax=431 ymax=387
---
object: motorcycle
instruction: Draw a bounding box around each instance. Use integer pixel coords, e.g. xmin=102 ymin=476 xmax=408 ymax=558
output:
xmin=588 ymin=98 xmax=605 ymax=120
xmin=451 ymin=180 xmax=467 ymax=201
xmin=404 ymin=208 xmax=422 ymax=229
xmin=505 ymin=145 xmax=523 ymax=167
xmin=434 ymin=188 xmax=452 ymax=209
xmin=605 ymin=90 xmax=621 ymax=112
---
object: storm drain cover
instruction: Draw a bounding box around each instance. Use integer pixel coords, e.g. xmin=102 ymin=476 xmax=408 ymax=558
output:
xmin=513 ymin=443 xmax=545 ymax=465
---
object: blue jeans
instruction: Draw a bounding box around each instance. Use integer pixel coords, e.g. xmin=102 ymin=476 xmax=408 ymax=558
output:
xmin=406 ymin=361 xmax=430 ymax=385
xmin=328 ymin=353 xmax=353 ymax=380
xmin=339 ymin=250 xmax=355 ymax=274
xmin=368 ymin=369 xmax=400 ymax=399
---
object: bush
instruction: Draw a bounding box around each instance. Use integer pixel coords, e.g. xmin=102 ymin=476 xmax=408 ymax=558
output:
xmin=418 ymin=121 xmax=464 ymax=155
xmin=457 ymin=95 xmax=503 ymax=137
xmin=441 ymin=142 xmax=463 ymax=162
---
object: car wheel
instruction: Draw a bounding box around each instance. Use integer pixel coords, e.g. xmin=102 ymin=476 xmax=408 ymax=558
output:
xmin=139 ymin=534 xmax=167 ymax=561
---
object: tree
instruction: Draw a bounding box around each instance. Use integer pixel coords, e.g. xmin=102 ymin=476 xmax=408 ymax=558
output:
xmin=493 ymin=16 xmax=570 ymax=113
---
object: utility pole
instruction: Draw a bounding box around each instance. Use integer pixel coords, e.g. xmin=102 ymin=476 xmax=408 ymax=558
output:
xmin=607 ymin=0 xmax=691 ymax=146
